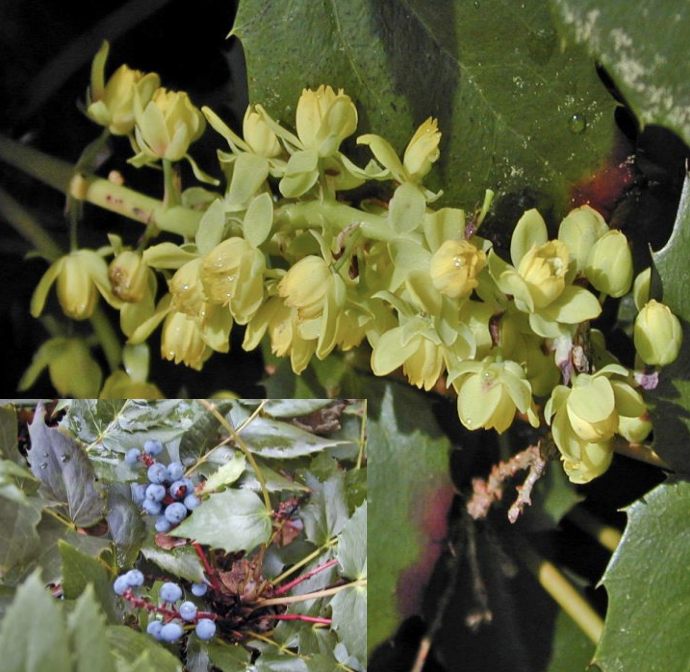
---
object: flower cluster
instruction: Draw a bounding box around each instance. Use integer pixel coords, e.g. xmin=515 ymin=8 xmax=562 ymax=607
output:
xmin=26 ymin=44 xmax=684 ymax=483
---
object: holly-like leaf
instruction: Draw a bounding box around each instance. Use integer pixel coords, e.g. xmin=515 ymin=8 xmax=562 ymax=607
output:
xmin=140 ymin=541 xmax=205 ymax=584
xmin=367 ymin=380 xmax=454 ymax=659
xmin=259 ymin=400 xmax=332 ymax=418
xmin=0 ymin=570 xmax=72 ymax=672
xmin=106 ymin=486 xmax=146 ymax=569
xmin=105 ymin=625 xmax=183 ymax=672
xmin=234 ymin=0 xmax=617 ymax=214
xmin=595 ymin=479 xmax=690 ymax=670
xmin=59 ymin=540 xmax=117 ymax=622
xmin=206 ymin=641 xmax=252 ymax=671
xmin=200 ymin=453 xmax=246 ymax=494
xmin=237 ymin=417 xmax=346 ymax=459
xmin=330 ymin=583 xmax=367 ymax=667
xmin=170 ymin=489 xmax=272 ymax=554
xmin=0 ymin=497 xmax=41 ymax=574
xmin=648 ymin=174 xmax=690 ymax=472
xmin=550 ymin=0 xmax=690 ymax=148
xmin=0 ymin=459 xmax=37 ymax=504
xmin=28 ymin=402 xmax=107 ymax=527
xmin=300 ymin=472 xmax=349 ymax=547
xmin=337 ymin=503 xmax=366 ymax=580
xmin=67 ymin=585 xmax=117 ymax=672
xmin=0 ymin=404 xmax=23 ymax=465
xmin=178 ymin=400 xmax=234 ymax=466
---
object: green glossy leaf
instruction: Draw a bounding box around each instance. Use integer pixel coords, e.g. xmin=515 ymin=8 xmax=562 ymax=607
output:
xmin=140 ymin=541 xmax=205 ymax=583
xmin=105 ymin=625 xmax=183 ymax=672
xmin=234 ymin=0 xmax=617 ymax=214
xmin=368 ymin=380 xmax=453 ymax=658
xmin=337 ymin=503 xmax=366 ymax=580
xmin=179 ymin=400 xmax=234 ymax=466
xmin=0 ymin=497 xmax=41 ymax=574
xmin=185 ymin=636 xmax=212 ymax=672
xmin=301 ymin=472 xmax=349 ymax=547
xmin=550 ymin=0 xmax=690 ymax=148
xmin=67 ymin=585 xmax=117 ymax=672
xmin=106 ymin=486 xmax=146 ymax=569
xmin=28 ymin=402 xmax=107 ymax=527
xmin=59 ymin=540 xmax=117 ymax=622
xmin=0 ymin=459 xmax=37 ymax=504
xmin=200 ymin=453 xmax=246 ymax=494
xmin=258 ymin=399 xmax=332 ymax=418
xmin=595 ymin=479 xmax=690 ymax=670
xmin=170 ymin=489 xmax=272 ymax=554
xmin=255 ymin=653 xmax=308 ymax=672
xmin=649 ymin=174 xmax=690 ymax=472
xmin=0 ymin=570 xmax=72 ymax=672
xmin=0 ymin=404 xmax=22 ymax=465
xmin=206 ymin=641 xmax=252 ymax=671
xmin=545 ymin=610 xmax=594 ymax=672
xmin=330 ymin=584 xmax=367 ymax=667
xmin=238 ymin=416 xmax=345 ymax=458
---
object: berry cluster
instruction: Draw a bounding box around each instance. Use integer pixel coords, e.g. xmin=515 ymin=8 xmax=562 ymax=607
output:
xmin=127 ymin=439 xmax=201 ymax=532
xmin=112 ymin=572 xmax=217 ymax=643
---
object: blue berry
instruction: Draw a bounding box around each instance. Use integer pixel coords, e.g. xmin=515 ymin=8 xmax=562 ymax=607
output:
xmin=167 ymin=462 xmax=184 ymax=481
xmin=160 ymin=622 xmax=184 ymax=642
xmin=191 ymin=582 xmax=208 ymax=597
xmin=124 ymin=448 xmax=141 ymax=465
xmin=195 ymin=618 xmax=216 ymax=640
xmin=160 ymin=582 xmax=183 ymax=603
xmin=142 ymin=498 xmax=162 ymax=516
xmin=124 ymin=569 xmax=145 ymax=587
xmin=155 ymin=516 xmax=173 ymax=534
xmin=169 ymin=480 xmax=188 ymax=500
xmin=182 ymin=478 xmax=195 ymax=492
xmin=144 ymin=440 xmax=164 ymax=456
xmin=147 ymin=620 xmax=163 ymax=640
xmin=184 ymin=494 xmax=201 ymax=511
xmin=179 ymin=601 xmax=198 ymax=621
xmin=145 ymin=483 xmax=167 ymax=502
xmin=147 ymin=463 xmax=170 ymax=485
xmin=165 ymin=502 xmax=188 ymax=524
xmin=113 ymin=575 xmax=131 ymax=596
xmin=131 ymin=483 xmax=147 ymax=506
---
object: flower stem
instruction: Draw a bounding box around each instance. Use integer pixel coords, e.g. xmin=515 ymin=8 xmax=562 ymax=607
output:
xmin=89 ymin=306 xmax=122 ymax=372
xmin=273 ymin=558 xmax=338 ymax=596
xmin=513 ymin=538 xmax=603 ymax=644
xmin=266 ymin=614 xmax=332 ymax=625
xmin=613 ymin=436 xmax=669 ymax=469
xmin=254 ymin=579 xmax=366 ymax=607
xmin=567 ymin=507 xmax=622 ymax=553
xmin=271 ymin=538 xmax=337 ymax=586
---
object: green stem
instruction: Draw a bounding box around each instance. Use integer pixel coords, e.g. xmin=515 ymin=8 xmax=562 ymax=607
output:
xmin=514 ymin=538 xmax=603 ymax=644
xmin=89 ymin=306 xmax=122 ymax=372
xmin=567 ymin=507 xmax=622 ymax=554
xmin=0 ymin=134 xmax=202 ymax=238
xmin=162 ymin=158 xmax=181 ymax=209
xmin=0 ymin=186 xmax=64 ymax=260
xmin=253 ymin=579 xmax=366 ymax=607
xmin=356 ymin=399 xmax=367 ymax=470
xmin=198 ymin=399 xmax=272 ymax=513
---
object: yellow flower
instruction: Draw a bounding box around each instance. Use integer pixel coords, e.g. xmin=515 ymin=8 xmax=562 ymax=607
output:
xmin=133 ymin=88 xmax=205 ymax=163
xmin=516 ymin=240 xmax=570 ymax=309
xmin=86 ymin=41 xmax=160 ymax=136
xmin=278 ymin=256 xmax=332 ymax=320
xmin=31 ymin=250 xmax=121 ymax=321
xmin=557 ymin=205 xmax=608 ymax=273
xmin=584 ymin=230 xmax=633 ymax=297
xmin=243 ymin=106 xmax=282 ymax=157
xmin=169 ymin=258 xmax=207 ymax=320
xmin=634 ymin=300 xmax=683 ymax=366
xmin=109 ymin=250 xmax=150 ymax=303
xmin=99 ymin=371 xmax=164 ymax=399
xmin=429 ymin=240 xmax=486 ymax=299
xmin=161 ymin=310 xmax=211 ymax=370
xmin=403 ymin=118 xmax=441 ymax=181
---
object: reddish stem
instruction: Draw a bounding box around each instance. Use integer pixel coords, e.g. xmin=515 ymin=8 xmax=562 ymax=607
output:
xmin=267 ymin=614 xmax=332 ymax=625
xmin=192 ymin=542 xmax=223 ymax=593
xmin=273 ymin=558 xmax=338 ymax=596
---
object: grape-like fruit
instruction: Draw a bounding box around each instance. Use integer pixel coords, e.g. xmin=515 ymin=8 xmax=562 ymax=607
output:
xmin=147 ymin=463 xmax=169 ymax=484
xmin=184 ymin=494 xmax=201 ymax=510
xmin=142 ymin=498 xmax=162 ymax=516
xmin=147 ymin=620 xmax=163 ymax=640
xmin=144 ymin=440 xmax=164 ymax=456
xmin=167 ymin=461 xmax=184 ymax=481
xmin=113 ymin=575 xmax=131 ymax=596
xmin=195 ymin=618 xmax=216 ymax=640
xmin=165 ymin=502 xmax=188 ymax=524
xmin=160 ymin=622 xmax=184 ymax=642
xmin=179 ymin=601 xmax=198 ymax=621
xmin=191 ymin=582 xmax=208 ymax=597
xmin=182 ymin=478 xmax=195 ymax=492
xmin=124 ymin=569 xmax=145 ymax=587
xmin=155 ymin=516 xmax=172 ymax=533
xmin=169 ymin=480 xmax=188 ymax=500
xmin=160 ymin=582 xmax=183 ymax=603
xmin=124 ymin=448 xmax=141 ymax=465
xmin=145 ymin=483 xmax=167 ymax=502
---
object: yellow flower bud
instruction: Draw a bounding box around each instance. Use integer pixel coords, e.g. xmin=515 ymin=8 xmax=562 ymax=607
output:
xmin=161 ymin=310 xmax=211 ymax=370
xmin=452 ymin=358 xmax=538 ymax=434
xmin=634 ymin=300 xmax=683 ymax=366
xmin=202 ymin=237 xmax=265 ymax=324
xmin=403 ymin=118 xmax=441 ymax=181
xmin=278 ymin=256 xmax=331 ymax=320
xmin=109 ymin=250 xmax=149 ymax=303
xmin=295 ymin=86 xmax=358 ymax=156
xmin=617 ymin=413 xmax=652 ymax=443
xmin=169 ymin=258 xmax=206 ymax=319
xmin=561 ymin=440 xmax=614 ymax=484
xmin=429 ymin=240 xmax=486 ymax=299
xmin=516 ymin=240 xmax=570 ymax=309
xmin=134 ymin=88 xmax=205 ymax=162
xmin=584 ymin=229 xmax=633 ymax=297
xmin=56 ymin=254 xmax=99 ymax=320
xmin=243 ymin=106 xmax=281 ymax=157
xmin=99 ymin=371 xmax=165 ymax=399
xmin=566 ymin=374 xmax=618 ymax=443
xmin=557 ymin=205 xmax=608 ymax=272
xmin=633 ymin=267 xmax=651 ymax=311
xmin=87 ymin=42 xmax=160 ymax=136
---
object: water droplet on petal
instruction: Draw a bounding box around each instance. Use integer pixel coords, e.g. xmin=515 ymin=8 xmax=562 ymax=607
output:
xmin=464 ymin=417 xmax=473 ymax=427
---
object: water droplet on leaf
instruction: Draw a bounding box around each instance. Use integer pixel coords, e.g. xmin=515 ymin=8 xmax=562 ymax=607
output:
xmin=568 ymin=113 xmax=587 ymax=134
